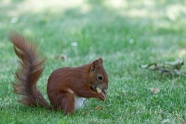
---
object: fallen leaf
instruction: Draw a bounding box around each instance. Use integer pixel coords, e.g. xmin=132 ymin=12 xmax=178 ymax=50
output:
xmin=55 ymin=54 xmax=67 ymax=61
xmin=95 ymin=106 xmax=104 ymax=110
xmin=140 ymin=59 xmax=184 ymax=75
xmin=150 ymin=88 xmax=160 ymax=94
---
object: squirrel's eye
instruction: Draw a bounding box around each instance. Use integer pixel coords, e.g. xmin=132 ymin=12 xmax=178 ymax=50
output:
xmin=97 ymin=75 xmax=103 ymax=80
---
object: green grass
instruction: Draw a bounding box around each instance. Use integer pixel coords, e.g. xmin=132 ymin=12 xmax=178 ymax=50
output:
xmin=1 ymin=0 xmax=186 ymax=123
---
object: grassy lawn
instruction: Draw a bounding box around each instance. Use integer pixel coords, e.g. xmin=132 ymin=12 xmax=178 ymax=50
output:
xmin=1 ymin=0 xmax=186 ymax=123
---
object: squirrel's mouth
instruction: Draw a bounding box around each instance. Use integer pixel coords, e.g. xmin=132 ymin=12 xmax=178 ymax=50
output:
xmin=90 ymin=85 xmax=107 ymax=95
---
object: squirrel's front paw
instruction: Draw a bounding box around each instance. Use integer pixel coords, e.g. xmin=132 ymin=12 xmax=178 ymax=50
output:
xmin=97 ymin=92 xmax=106 ymax=101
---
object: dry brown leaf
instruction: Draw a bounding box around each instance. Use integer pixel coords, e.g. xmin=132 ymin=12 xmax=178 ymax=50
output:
xmin=140 ymin=59 xmax=184 ymax=75
xmin=55 ymin=54 xmax=67 ymax=61
xmin=95 ymin=106 xmax=104 ymax=110
xmin=150 ymin=88 xmax=160 ymax=94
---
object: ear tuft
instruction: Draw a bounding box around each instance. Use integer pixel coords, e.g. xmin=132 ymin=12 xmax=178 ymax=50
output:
xmin=91 ymin=58 xmax=103 ymax=71
xmin=98 ymin=58 xmax=103 ymax=64
xmin=91 ymin=59 xmax=99 ymax=71
xmin=93 ymin=59 xmax=99 ymax=67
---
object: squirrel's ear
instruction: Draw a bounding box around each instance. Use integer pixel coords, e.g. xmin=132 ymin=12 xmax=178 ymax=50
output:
xmin=91 ymin=58 xmax=103 ymax=71
xmin=98 ymin=58 xmax=103 ymax=64
xmin=91 ymin=59 xmax=99 ymax=71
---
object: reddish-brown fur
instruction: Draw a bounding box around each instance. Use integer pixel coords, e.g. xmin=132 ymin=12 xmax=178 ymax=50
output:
xmin=9 ymin=32 xmax=108 ymax=115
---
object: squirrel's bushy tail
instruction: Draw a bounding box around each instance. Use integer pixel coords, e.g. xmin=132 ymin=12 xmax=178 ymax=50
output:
xmin=9 ymin=32 xmax=49 ymax=107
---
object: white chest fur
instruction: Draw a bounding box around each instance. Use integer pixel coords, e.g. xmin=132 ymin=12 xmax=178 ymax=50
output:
xmin=67 ymin=88 xmax=86 ymax=110
xmin=74 ymin=95 xmax=86 ymax=110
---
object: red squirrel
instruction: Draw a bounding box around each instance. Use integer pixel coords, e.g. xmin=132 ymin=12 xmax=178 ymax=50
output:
xmin=9 ymin=32 xmax=108 ymax=115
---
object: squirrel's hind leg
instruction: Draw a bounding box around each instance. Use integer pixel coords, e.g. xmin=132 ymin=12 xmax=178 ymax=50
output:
xmin=56 ymin=92 xmax=75 ymax=115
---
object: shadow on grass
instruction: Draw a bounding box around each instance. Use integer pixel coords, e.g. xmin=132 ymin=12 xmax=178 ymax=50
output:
xmin=1 ymin=0 xmax=185 ymax=60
